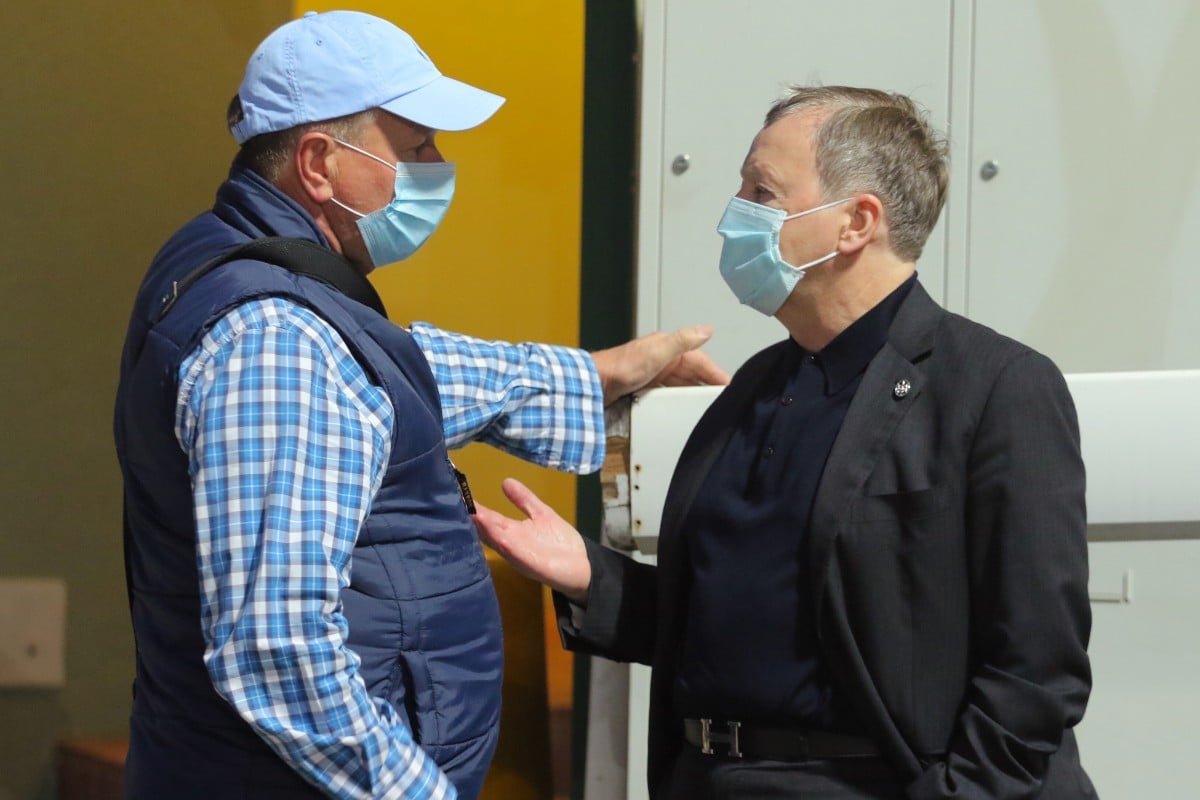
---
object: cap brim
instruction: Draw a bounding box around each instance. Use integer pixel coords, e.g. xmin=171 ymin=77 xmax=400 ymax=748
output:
xmin=380 ymin=75 xmax=505 ymax=132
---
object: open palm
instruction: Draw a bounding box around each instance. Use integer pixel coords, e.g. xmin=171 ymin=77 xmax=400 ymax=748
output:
xmin=472 ymin=478 xmax=592 ymax=606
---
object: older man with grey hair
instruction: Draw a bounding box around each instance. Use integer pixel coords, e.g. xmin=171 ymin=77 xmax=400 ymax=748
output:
xmin=476 ymin=85 xmax=1095 ymax=800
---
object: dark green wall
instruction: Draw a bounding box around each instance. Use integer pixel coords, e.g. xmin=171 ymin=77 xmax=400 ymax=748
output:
xmin=0 ymin=3 xmax=289 ymax=798
xmin=573 ymin=2 xmax=638 ymax=798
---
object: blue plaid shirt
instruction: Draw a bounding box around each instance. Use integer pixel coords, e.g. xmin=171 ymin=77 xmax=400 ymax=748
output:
xmin=176 ymin=298 xmax=603 ymax=799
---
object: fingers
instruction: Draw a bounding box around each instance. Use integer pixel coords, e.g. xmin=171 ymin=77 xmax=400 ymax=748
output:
xmin=657 ymin=350 xmax=731 ymax=387
xmin=470 ymin=500 xmax=511 ymax=551
xmin=499 ymin=477 xmax=555 ymax=522
xmin=693 ymin=355 xmax=731 ymax=385
xmin=667 ymin=323 xmax=714 ymax=355
xmin=471 ymin=478 xmax=593 ymax=604
xmin=592 ymin=324 xmax=722 ymax=405
xmin=652 ymin=326 xmax=730 ymax=388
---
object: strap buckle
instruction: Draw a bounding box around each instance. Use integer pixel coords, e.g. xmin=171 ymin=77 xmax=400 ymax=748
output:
xmin=700 ymin=718 xmax=742 ymax=758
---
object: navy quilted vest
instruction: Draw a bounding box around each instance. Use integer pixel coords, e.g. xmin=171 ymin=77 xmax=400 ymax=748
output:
xmin=114 ymin=166 xmax=501 ymax=799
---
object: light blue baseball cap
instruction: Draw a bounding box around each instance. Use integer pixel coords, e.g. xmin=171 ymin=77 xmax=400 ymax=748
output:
xmin=229 ymin=10 xmax=505 ymax=144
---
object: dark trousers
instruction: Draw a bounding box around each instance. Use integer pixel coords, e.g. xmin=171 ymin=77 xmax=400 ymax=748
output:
xmin=664 ymin=744 xmax=906 ymax=800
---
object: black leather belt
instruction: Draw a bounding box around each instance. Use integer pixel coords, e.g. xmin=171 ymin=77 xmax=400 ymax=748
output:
xmin=683 ymin=718 xmax=880 ymax=761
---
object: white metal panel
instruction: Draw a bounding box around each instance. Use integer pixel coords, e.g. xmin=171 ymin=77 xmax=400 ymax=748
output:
xmin=628 ymin=386 xmax=722 ymax=553
xmin=582 ymin=656 xmax=631 ymax=800
xmin=1078 ymin=539 xmax=1200 ymax=797
xmin=1071 ymin=370 xmax=1200 ymax=528
xmin=637 ymin=0 xmax=954 ymax=374
xmin=968 ymin=0 xmax=1200 ymax=372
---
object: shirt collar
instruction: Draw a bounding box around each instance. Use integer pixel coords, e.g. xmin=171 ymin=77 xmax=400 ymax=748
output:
xmin=804 ymin=274 xmax=917 ymax=394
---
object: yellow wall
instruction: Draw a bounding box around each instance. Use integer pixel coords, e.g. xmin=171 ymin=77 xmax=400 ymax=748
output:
xmin=298 ymin=3 xmax=587 ymax=797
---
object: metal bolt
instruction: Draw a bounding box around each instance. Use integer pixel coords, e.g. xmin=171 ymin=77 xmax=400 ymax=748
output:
xmin=671 ymin=154 xmax=691 ymax=175
xmin=979 ymin=160 xmax=999 ymax=181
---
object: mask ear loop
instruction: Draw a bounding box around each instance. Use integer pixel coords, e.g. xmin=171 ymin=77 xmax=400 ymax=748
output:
xmin=781 ymin=196 xmax=853 ymax=221
xmin=329 ymin=196 xmax=366 ymax=218
xmin=326 ymin=137 xmax=400 ymax=218
xmin=331 ymin=137 xmax=398 ymax=170
xmin=782 ymin=249 xmax=839 ymax=273
xmin=779 ymin=197 xmax=853 ymax=271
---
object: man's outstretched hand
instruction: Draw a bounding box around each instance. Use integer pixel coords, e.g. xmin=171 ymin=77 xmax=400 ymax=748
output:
xmin=591 ymin=324 xmax=730 ymax=406
xmin=472 ymin=478 xmax=592 ymax=606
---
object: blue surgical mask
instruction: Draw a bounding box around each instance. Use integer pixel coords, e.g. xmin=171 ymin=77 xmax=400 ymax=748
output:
xmin=330 ymin=138 xmax=456 ymax=268
xmin=717 ymin=196 xmax=852 ymax=315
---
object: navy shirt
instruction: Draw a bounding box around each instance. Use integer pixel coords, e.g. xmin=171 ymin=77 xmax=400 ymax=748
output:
xmin=675 ymin=276 xmax=915 ymax=731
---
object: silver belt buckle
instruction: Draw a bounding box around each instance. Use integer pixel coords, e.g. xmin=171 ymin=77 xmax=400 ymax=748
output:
xmin=700 ymin=718 xmax=742 ymax=758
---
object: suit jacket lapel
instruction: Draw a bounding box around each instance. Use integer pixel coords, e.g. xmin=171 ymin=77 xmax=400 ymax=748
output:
xmin=808 ymin=282 xmax=942 ymax=620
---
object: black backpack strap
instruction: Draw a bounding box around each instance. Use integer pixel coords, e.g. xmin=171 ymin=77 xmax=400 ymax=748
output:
xmin=155 ymin=236 xmax=387 ymax=323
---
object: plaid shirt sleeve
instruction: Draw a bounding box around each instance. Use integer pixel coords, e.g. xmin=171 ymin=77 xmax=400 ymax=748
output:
xmin=176 ymin=298 xmax=455 ymax=800
xmin=409 ymin=321 xmax=606 ymax=474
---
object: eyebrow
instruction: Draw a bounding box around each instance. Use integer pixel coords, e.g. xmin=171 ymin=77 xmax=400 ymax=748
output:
xmin=741 ymin=160 xmax=780 ymax=187
xmin=397 ymin=128 xmax=436 ymax=152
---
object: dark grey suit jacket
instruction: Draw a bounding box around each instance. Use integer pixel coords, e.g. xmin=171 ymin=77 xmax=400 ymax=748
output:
xmin=557 ymin=282 xmax=1096 ymax=799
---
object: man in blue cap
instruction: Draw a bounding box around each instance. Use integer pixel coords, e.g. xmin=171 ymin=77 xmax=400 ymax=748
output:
xmin=113 ymin=10 xmax=725 ymax=800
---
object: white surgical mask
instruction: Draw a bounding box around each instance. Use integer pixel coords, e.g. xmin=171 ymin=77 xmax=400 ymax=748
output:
xmin=716 ymin=196 xmax=851 ymax=315
xmin=330 ymin=138 xmax=456 ymax=268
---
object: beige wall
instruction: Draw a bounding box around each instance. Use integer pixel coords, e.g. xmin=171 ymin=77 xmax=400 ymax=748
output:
xmin=1 ymin=4 xmax=292 ymax=798
xmin=2 ymin=2 xmax=583 ymax=798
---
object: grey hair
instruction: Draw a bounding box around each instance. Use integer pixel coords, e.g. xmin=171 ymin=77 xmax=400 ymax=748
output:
xmin=765 ymin=86 xmax=949 ymax=262
xmin=230 ymin=103 xmax=378 ymax=182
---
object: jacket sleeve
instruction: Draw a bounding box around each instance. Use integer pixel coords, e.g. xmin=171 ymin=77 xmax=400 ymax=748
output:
xmin=551 ymin=537 xmax=659 ymax=666
xmin=907 ymin=350 xmax=1092 ymax=799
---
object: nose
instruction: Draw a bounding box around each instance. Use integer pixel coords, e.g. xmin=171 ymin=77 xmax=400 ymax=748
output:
xmin=419 ymin=142 xmax=445 ymax=164
xmin=733 ymin=179 xmax=756 ymax=202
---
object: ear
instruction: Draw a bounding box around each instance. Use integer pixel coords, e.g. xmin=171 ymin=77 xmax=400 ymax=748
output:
xmin=294 ymin=132 xmax=338 ymax=204
xmin=837 ymin=193 xmax=883 ymax=255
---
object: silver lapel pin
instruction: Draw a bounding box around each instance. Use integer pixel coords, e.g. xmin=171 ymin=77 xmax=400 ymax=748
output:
xmin=893 ymin=378 xmax=912 ymax=399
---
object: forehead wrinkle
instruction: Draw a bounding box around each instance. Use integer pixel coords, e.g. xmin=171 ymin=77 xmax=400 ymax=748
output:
xmin=741 ymin=155 xmax=784 ymax=187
